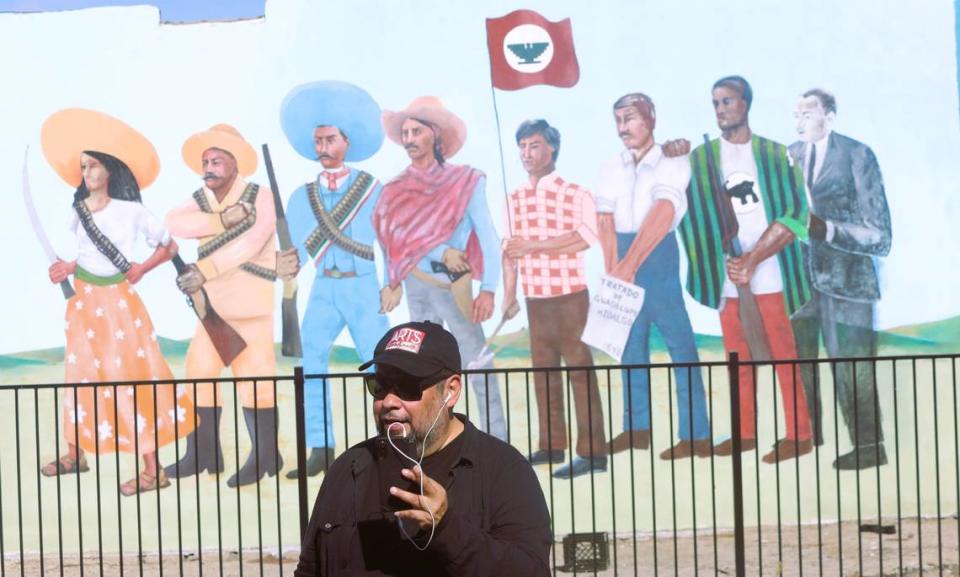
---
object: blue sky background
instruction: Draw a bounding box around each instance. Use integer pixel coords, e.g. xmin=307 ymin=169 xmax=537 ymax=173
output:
xmin=0 ymin=0 xmax=264 ymax=21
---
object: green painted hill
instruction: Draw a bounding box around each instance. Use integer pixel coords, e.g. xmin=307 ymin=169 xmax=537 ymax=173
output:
xmin=2 ymin=315 xmax=957 ymax=372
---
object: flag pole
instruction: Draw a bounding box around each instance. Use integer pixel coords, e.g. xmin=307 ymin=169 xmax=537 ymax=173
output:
xmin=488 ymin=85 xmax=514 ymax=237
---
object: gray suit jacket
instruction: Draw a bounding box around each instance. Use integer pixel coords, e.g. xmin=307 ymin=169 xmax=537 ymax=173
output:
xmin=789 ymin=132 xmax=892 ymax=302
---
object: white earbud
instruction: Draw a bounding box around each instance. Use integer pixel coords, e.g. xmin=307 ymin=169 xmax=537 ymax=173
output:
xmin=442 ymin=392 xmax=452 ymax=406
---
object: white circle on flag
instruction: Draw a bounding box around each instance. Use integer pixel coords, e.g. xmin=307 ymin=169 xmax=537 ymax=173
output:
xmin=502 ymin=24 xmax=554 ymax=73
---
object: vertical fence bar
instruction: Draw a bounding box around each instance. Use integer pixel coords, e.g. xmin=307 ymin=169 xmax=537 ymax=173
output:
xmin=912 ymin=359 xmax=922 ymax=571
xmin=92 ymin=385 xmax=102 ymax=577
xmin=832 ymin=360 xmax=843 ymax=576
xmin=252 ymin=380 xmax=264 ymax=577
xmin=812 ymin=360 xmax=823 ymax=577
xmin=293 ymin=367 xmax=308 ymax=542
xmin=32 ymin=389 xmax=44 ymax=576
xmin=605 ymin=368 xmax=618 ymax=577
xmin=892 ymin=359 xmax=903 ymax=574
xmin=274 ymin=378 xmax=283 ymax=577
xmin=771 ymin=364 xmax=783 ymax=571
xmin=111 ymin=384 xmax=122 ymax=577
xmin=14 ymin=390 xmax=24 ymax=577
xmin=645 ymin=366 xmax=655 ymax=577
xmin=751 ymin=363 xmax=762 ymax=577
xmin=190 ymin=381 xmax=202 ymax=577
xmin=563 ymin=368 xmax=575 ymax=577
xmin=873 ymin=359 xmax=883 ymax=577
xmin=75 ymin=385 xmax=84 ymax=577
xmin=666 ymin=368 xmax=678 ymax=577
xmin=688 ymin=366 xmax=698 ymax=577
xmin=728 ymin=352 xmax=746 ymax=577
xmin=153 ymin=382 xmax=163 ymax=577
xmin=932 ymin=360 xmax=943 ymax=573
xmin=213 ymin=380 xmax=224 ymax=577
xmin=853 ymin=360 xmax=863 ymax=576
xmin=792 ymin=361 xmax=803 ymax=577
xmin=708 ymin=366 xmax=718 ymax=577
xmin=231 ymin=378 xmax=243 ymax=574
xmin=341 ymin=377 xmax=349 ymax=458
xmin=132 ymin=384 xmax=143 ymax=577
xmin=172 ymin=382 xmax=183 ymax=577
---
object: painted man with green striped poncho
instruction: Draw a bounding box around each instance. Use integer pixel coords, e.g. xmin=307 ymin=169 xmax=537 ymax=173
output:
xmin=678 ymin=76 xmax=814 ymax=465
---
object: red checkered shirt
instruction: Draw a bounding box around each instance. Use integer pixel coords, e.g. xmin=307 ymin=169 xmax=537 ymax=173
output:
xmin=506 ymin=173 xmax=598 ymax=299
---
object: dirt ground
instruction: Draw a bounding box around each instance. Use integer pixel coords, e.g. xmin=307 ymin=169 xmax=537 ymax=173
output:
xmin=5 ymin=518 xmax=958 ymax=576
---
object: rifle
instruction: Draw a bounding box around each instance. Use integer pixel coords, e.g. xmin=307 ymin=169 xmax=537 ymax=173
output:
xmin=702 ymin=134 xmax=771 ymax=361
xmin=262 ymin=144 xmax=303 ymax=358
xmin=172 ymin=254 xmax=247 ymax=366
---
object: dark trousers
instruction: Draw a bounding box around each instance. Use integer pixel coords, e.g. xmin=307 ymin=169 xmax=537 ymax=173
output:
xmin=792 ymin=290 xmax=883 ymax=447
xmin=527 ymin=290 xmax=607 ymax=458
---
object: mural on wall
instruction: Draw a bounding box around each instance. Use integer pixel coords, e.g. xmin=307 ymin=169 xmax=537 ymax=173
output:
xmin=1 ymin=0 xmax=958 ymax=509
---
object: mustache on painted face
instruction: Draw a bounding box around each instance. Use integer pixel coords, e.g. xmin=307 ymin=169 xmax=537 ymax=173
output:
xmin=203 ymin=173 xmax=218 ymax=181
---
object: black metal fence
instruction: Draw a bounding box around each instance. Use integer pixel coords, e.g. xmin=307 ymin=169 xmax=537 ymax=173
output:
xmin=1 ymin=352 xmax=958 ymax=576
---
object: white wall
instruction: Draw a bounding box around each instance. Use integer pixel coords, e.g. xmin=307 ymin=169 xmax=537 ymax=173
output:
xmin=1 ymin=0 xmax=957 ymax=354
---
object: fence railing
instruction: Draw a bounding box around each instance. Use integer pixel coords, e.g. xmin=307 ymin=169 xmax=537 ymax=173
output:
xmin=1 ymin=352 xmax=957 ymax=576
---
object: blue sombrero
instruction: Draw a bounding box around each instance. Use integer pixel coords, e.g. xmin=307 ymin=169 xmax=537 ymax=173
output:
xmin=280 ymin=81 xmax=384 ymax=162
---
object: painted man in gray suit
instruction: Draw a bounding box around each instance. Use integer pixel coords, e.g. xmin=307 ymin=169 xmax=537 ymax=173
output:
xmin=789 ymin=89 xmax=892 ymax=470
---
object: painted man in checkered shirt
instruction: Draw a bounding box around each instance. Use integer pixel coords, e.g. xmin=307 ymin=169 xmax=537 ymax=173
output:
xmin=502 ymin=119 xmax=608 ymax=480
xmin=595 ymin=93 xmax=712 ymax=461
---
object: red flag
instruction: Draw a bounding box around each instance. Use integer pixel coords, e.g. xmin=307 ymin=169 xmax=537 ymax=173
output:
xmin=486 ymin=9 xmax=580 ymax=91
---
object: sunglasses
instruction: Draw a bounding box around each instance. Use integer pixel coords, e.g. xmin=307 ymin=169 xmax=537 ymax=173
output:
xmin=363 ymin=371 xmax=447 ymax=402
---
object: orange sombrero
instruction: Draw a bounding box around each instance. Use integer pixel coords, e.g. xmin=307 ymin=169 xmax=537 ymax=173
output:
xmin=182 ymin=124 xmax=258 ymax=177
xmin=41 ymin=108 xmax=160 ymax=189
xmin=382 ymin=96 xmax=467 ymax=159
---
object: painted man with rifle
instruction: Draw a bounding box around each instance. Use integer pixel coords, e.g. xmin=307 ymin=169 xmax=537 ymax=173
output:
xmin=679 ymin=76 xmax=814 ymax=464
xmin=165 ymin=124 xmax=298 ymax=487
xmin=280 ymin=81 xmax=390 ymax=478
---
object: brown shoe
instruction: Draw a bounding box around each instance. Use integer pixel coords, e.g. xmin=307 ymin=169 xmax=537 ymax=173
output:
xmin=762 ymin=438 xmax=813 ymax=464
xmin=611 ymin=430 xmax=650 ymax=453
xmin=660 ymin=439 xmax=713 ymax=460
xmin=713 ymin=438 xmax=757 ymax=456
xmin=41 ymin=454 xmax=89 ymax=477
xmin=120 ymin=469 xmax=171 ymax=497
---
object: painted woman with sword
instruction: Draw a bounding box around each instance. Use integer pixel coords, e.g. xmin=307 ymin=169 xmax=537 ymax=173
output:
xmin=34 ymin=108 xmax=194 ymax=495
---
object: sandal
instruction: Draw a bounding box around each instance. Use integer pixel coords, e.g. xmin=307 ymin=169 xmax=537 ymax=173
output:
xmin=120 ymin=469 xmax=170 ymax=497
xmin=41 ymin=454 xmax=89 ymax=477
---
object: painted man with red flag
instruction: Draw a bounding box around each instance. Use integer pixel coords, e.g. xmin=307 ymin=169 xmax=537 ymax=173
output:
xmin=374 ymin=97 xmax=506 ymax=441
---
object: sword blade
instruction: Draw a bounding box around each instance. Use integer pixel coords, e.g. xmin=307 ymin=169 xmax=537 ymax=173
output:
xmin=22 ymin=147 xmax=59 ymax=264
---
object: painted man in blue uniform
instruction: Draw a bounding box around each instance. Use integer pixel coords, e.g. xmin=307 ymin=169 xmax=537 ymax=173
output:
xmin=281 ymin=81 xmax=390 ymax=477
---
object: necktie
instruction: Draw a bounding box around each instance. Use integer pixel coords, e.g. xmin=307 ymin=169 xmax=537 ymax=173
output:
xmin=807 ymin=144 xmax=817 ymax=187
xmin=324 ymin=169 xmax=349 ymax=191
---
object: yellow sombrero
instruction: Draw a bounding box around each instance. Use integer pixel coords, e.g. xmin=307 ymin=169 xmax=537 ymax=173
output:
xmin=382 ymin=96 xmax=467 ymax=159
xmin=41 ymin=108 xmax=160 ymax=189
xmin=182 ymin=124 xmax=258 ymax=177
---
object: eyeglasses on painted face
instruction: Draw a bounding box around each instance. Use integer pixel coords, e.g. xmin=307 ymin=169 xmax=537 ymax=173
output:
xmin=363 ymin=371 xmax=447 ymax=402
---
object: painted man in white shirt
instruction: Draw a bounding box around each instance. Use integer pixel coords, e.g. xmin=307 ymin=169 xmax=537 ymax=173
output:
xmin=595 ymin=93 xmax=711 ymax=460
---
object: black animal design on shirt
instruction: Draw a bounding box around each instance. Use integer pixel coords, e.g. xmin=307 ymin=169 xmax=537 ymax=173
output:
xmin=727 ymin=180 xmax=759 ymax=205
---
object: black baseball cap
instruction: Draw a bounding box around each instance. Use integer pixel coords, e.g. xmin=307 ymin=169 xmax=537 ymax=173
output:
xmin=358 ymin=321 xmax=461 ymax=377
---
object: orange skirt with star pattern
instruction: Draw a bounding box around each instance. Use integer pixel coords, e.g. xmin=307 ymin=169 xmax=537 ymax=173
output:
xmin=61 ymin=273 xmax=194 ymax=455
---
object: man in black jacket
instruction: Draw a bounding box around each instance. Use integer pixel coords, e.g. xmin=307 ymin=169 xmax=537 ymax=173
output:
xmin=295 ymin=321 xmax=552 ymax=576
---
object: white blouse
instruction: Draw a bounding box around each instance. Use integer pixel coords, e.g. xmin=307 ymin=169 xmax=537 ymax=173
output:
xmin=68 ymin=199 xmax=171 ymax=277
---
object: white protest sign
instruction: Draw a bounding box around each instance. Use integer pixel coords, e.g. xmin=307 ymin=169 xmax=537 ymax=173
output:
xmin=580 ymin=275 xmax=645 ymax=362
